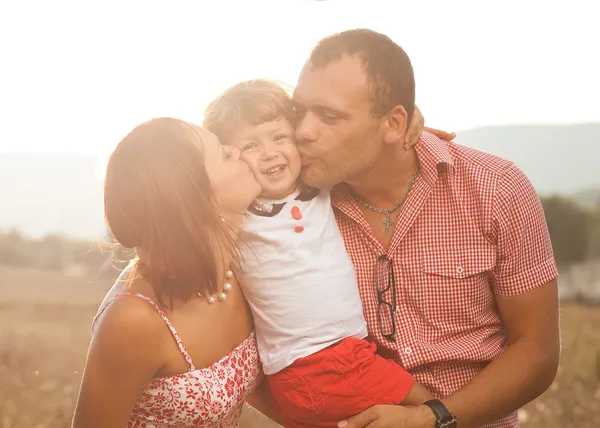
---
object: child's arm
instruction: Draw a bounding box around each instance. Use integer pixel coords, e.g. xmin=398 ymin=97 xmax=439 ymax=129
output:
xmin=245 ymin=379 xmax=284 ymax=425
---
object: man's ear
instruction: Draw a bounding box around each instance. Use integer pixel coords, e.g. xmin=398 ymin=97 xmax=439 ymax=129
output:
xmin=382 ymin=105 xmax=408 ymax=146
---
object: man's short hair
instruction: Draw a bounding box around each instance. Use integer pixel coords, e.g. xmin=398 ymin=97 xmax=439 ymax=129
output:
xmin=203 ymin=79 xmax=294 ymax=144
xmin=308 ymin=29 xmax=415 ymax=122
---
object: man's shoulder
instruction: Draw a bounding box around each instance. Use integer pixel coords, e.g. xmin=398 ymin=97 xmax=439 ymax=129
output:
xmin=447 ymin=139 xmax=515 ymax=178
xmin=419 ymin=131 xmax=520 ymax=182
xmin=420 ymin=132 xmax=531 ymax=196
xmin=444 ymin=138 xmax=539 ymax=211
xmin=419 ymin=133 xmax=542 ymax=213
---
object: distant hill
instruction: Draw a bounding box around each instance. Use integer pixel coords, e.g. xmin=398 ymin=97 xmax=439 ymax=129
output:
xmin=1 ymin=123 xmax=599 ymax=239
xmin=0 ymin=153 xmax=105 ymax=239
xmin=571 ymin=187 xmax=600 ymax=210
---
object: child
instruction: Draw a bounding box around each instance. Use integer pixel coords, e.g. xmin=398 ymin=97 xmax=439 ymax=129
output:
xmin=203 ymin=79 xmax=433 ymax=428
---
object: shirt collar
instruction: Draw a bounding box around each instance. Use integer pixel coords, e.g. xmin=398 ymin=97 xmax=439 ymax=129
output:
xmin=415 ymin=131 xmax=454 ymax=187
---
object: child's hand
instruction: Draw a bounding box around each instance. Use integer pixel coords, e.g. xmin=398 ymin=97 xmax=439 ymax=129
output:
xmin=404 ymin=106 xmax=425 ymax=150
xmin=425 ymin=126 xmax=456 ymax=141
xmin=405 ymin=106 xmax=456 ymax=151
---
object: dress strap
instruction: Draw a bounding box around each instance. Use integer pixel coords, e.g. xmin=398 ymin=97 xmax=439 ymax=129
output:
xmin=92 ymin=291 xmax=196 ymax=371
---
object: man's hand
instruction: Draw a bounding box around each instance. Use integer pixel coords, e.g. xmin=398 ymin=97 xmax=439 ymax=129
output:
xmin=338 ymin=404 xmax=436 ymax=428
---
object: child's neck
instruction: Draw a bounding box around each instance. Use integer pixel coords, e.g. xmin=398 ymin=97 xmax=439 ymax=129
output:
xmin=257 ymin=183 xmax=299 ymax=201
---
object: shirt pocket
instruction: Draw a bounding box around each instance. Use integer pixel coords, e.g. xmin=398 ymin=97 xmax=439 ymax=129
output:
xmin=421 ymin=245 xmax=495 ymax=280
xmin=412 ymin=243 xmax=497 ymax=331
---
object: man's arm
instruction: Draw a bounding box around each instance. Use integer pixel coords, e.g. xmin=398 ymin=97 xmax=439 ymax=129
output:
xmin=339 ymin=165 xmax=560 ymax=428
xmin=438 ymin=280 xmax=559 ymax=427
xmin=339 ymin=283 xmax=560 ymax=428
xmin=439 ymin=164 xmax=560 ymax=427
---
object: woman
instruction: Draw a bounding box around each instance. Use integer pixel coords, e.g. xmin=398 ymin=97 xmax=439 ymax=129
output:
xmin=72 ymin=117 xmax=275 ymax=428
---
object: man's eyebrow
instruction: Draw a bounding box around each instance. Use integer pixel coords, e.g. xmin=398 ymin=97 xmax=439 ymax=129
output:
xmin=292 ymin=99 xmax=350 ymax=119
xmin=312 ymin=104 xmax=350 ymax=118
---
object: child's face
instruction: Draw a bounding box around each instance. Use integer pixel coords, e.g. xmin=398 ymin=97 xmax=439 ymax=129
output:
xmin=227 ymin=118 xmax=301 ymax=200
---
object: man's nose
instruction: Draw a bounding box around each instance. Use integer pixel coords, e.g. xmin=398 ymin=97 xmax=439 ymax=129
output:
xmin=295 ymin=114 xmax=319 ymax=144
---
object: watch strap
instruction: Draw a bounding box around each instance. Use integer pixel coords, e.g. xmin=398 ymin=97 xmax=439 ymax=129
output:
xmin=423 ymin=399 xmax=458 ymax=428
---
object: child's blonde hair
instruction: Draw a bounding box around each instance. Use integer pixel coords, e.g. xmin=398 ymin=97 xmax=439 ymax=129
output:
xmin=203 ymin=79 xmax=294 ymax=144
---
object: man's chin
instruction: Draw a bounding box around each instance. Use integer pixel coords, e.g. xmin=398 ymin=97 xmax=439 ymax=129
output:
xmin=300 ymin=168 xmax=336 ymax=190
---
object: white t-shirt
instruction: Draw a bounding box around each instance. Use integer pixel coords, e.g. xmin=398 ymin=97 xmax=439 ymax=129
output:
xmin=237 ymin=187 xmax=368 ymax=375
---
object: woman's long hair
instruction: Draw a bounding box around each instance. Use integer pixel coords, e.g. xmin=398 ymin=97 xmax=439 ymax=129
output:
xmin=103 ymin=118 xmax=235 ymax=308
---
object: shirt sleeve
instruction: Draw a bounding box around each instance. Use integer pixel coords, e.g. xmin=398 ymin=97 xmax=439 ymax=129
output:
xmin=490 ymin=164 xmax=559 ymax=296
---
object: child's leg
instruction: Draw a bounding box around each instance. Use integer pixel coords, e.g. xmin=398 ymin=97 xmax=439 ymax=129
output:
xmin=266 ymin=337 xmax=427 ymax=428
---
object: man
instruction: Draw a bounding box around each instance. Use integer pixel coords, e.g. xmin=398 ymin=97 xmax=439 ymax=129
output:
xmin=293 ymin=29 xmax=559 ymax=428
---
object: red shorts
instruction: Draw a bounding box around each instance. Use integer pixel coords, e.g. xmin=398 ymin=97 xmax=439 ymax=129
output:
xmin=266 ymin=337 xmax=414 ymax=428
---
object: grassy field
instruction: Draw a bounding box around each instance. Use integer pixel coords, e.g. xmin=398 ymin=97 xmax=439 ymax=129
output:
xmin=1 ymin=265 xmax=598 ymax=428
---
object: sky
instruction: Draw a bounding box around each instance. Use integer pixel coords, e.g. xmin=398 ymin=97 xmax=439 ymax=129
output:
xmin=1 ymin=0 xmax=599 ymax=175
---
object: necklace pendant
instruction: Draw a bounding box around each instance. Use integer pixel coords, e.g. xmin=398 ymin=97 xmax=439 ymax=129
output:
xmin=382 ymin=215 xmax=394 ymax=235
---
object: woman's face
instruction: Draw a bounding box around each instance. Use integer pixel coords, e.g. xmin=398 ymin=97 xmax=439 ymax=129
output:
xmin=195 ymin=126 xmax=262 ymax=215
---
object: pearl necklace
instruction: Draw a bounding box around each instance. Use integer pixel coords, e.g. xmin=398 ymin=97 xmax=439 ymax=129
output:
xmin=205 ymin=269 xmax=234 ymax=304
xmin=201 ymin=214 xmax=238 ymax=303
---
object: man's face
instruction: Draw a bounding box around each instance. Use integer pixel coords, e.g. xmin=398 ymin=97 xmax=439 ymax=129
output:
xmin=293 ymin=55 xmax=385 ymax=189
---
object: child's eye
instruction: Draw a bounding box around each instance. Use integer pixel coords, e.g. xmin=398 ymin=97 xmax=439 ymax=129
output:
xmin=242 ymin=143 xmax=257 ymax=151
xmin=273 ymin=134 xmax=290 ymax=142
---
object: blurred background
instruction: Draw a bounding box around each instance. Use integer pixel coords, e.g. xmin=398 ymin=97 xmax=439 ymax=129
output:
xmin=0 ymin=1 xmax=599 ymax=427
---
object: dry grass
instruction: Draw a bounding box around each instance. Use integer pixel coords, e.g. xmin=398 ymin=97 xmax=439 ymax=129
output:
xmin=0 ymin=265 xmax=598 ymax=428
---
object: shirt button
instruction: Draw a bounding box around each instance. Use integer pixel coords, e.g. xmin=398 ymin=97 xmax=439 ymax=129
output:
xmin=404 ymin=347 xmax=412 ymax=355
xmin=456 ymin=266 xmax=464 ymax=275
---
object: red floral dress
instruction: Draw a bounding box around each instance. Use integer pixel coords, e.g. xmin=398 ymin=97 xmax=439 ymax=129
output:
xmin=93 ymin=292 xmax=262 ymax=428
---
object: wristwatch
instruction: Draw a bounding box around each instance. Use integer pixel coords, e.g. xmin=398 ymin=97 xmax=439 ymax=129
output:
xmin=423 ymin=399 xmax=458 ymax=428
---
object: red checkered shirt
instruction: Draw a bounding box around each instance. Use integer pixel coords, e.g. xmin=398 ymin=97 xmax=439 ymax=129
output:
xmin=331 ymin=132 xmax=558 ymax=428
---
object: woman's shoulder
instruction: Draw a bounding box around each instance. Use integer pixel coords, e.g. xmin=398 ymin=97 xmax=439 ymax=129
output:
xmin=93 ymin=263 xmax=167 ymax=350
xmin=91 ymin=291 xmax=169 ymax=369
xmin=94 ymin=263 xmax=161 ymax=327
xmin=96 ymin=263 xmax=133 ymax=313
xmin=95 ymin=290 xmax=165 ymax=337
